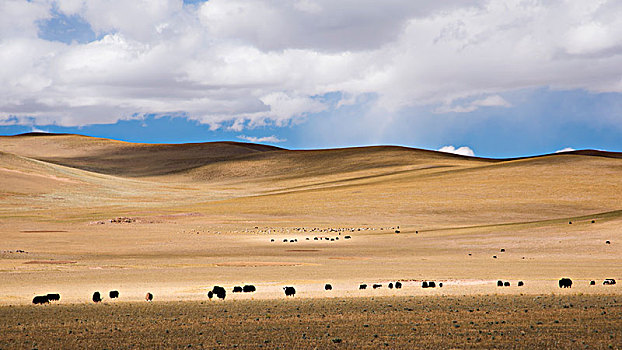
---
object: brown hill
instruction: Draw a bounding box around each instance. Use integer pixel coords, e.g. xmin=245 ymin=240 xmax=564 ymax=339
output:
xmin=0 ymin=133 xmax=621 ymax=227
xmin=0 ymin=133 xmax=282 ymax=177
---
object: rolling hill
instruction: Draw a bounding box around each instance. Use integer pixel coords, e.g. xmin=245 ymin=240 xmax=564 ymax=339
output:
xmin=0 ymin=133 xmax=621 ymax=227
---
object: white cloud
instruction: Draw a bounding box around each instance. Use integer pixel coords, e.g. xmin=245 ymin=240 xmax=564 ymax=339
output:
xmin=555 ymin=147 xmax=575 ymax=153
xmin=434 ymin=95 xmax=511 ymax=113
xmin=29 ymin=127 xmax=50 ymax=133
xmin=438 ymin=145 xmax=475 ymax=157
xmin=237 ymin=135 xmax=286 ymax=143
xmin=1 ymin=0 xmax=622 ymax=128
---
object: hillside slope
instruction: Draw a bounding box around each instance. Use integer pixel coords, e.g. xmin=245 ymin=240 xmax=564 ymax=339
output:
xmin=0 ymin=133 xmax=621 ymax=226
xmin=0 ymin=133 xmax=282 ymax=177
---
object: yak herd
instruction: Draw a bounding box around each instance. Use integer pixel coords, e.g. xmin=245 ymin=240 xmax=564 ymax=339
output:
xmin=31 ymin=277 xmax=617 ymax=304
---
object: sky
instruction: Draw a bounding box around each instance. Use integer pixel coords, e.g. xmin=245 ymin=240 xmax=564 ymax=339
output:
xmin=1 ymin=0 xmax=621 ymax=158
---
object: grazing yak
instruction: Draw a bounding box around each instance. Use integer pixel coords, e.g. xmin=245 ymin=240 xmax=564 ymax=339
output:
xmin=439 ymin=282 xmax=443 ymax=288
xmin=284 ymin=286 xmax=296 ymax=297
xmin=359 ymin=284 xmax=367 ymax=290
xmin=428 ymin=282 xmax=436 ymax=288
xmin=109 ymin=290 xmax=119 ymax=299
xmin=422 ymin=281 xmax=429 ymax=288
xmin=504 ymin=282 xmax=510 ymax=287
xmin=497 ymin=280 xmax=504 ymax=287
xmin=325 ymin=284 xmax=332 ymax=291
xmin=606 ymin=240 xmax=611 ymax=245
xmin=590 ymin=280 xmax=596 ymax=286
xmin=212 ymin=286 xmax=226 ymax=300
xmin=207 ymin=291 xmax=214 ymax=300
xmin=518 ymin=281 xmax=524 ymax=287
xmin=145 ymin=292 xmax=153 ymax=302
xmin=372 ymin=284 xmax=382 ymax=289
xmin=32 ymin=295 xmax=49 ymax=304
xmin=46 ymin=293 xmax=60 ymax=301
xmin=243 ymin=285 xmax=256 ymax=293
xmin=344 ymin=236 xmax=351 ymax=239
xmin=559 ymin=278 xmax=573 ymax=288
xmin=603 ymin=279 xmax=616 ymax=285
xmin=388 ymin=283 xmax=394 ymax=289
xmin=395 ymin=282 xmax=402 ymax=289
xmin=233 ymin=286 xmax=243 ymax=293
xmin=92 ymin=292 xmax=102 ymax=303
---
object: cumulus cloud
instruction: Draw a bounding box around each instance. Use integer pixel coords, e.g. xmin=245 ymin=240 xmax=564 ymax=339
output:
xmin=237 ymin=135 xmax=286 ymax=143
xmin=555 ymin=147 xmax=575 ymax=153
xmin=1 ymin=0 xmax=622 ymax=128
xmin=438 ymin=145 xmax=475 ymax=157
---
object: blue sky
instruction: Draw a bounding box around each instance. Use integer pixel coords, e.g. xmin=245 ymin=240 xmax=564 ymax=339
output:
xmin=1 ymin=1 xmax=621 ymax=158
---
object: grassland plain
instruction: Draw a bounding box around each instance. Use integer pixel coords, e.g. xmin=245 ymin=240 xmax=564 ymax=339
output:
xmin=1 ymin=295 xmax=621 ymax=349
xmin=0 ymin=134 xmax=621 ymax=348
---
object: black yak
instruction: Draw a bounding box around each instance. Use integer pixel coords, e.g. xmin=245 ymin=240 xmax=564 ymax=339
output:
xmin=233 ymin=286 xmax=243 ymax=293
xmin=395 ymin=282 xmax=402 ymax=289
xmin=325 ymin=284 xmax=332 ymax=290
xmin=603 ymin=279 xmax=616 ymax=285
xmin=518 ymin=281 xmax=524 ymax=287
xmin=243 ymin=285 xmax=256 ymax=293
xmin=207 ymin=291 xmax=214 ymax=299
xmin=109 ymin=290 xmax=119 ymax=299
xmin=590 ymin=280 xmax=596 ymax=286
xmin=422 ymin=281 xmax=429 ymax=288
xmin=372 ymin=284 xmax=382 ymax=289
xmin=388 ymin=283 xmax=394 ymax=289
xmin=32 ymin=295 xmax=49 ymax=304
xmin=504 ymin=282 xmax=510 ymax=287
xmin=92 ymin=292 xmax=102 ymax=303
xmin=212 ymin=286 xmax=226 ymax=300
xmin=46 ymin=293 xmax=60 ymax=301
xmin=145 ymin=292 xmax=153 ymax=302
xmin=359 ymin=284 xmax=367 ymax=290
xmin=559 ymin=278 xmax=572 ymax=288
xmin=284 ymin=286 xmax=296 ymax=297
xmin=428 ymin=281 xmax=436 ymax=288
xmin=438 ymin=282 xmax=443 ymax=288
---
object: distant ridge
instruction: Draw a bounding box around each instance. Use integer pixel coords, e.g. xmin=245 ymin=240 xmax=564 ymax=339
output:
xmin=567 ymin=149 xmax=622 ymax=159
xmin=3 ymin=132 xmax=621 ymax=160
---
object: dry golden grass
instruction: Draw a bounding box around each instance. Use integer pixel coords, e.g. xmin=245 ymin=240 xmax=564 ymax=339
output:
xmin=0 ymin=133 xmax=620 ymax=308
xmin=1 ymin=295 xmax=621 ymax=349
